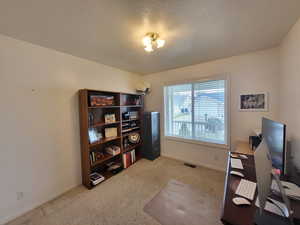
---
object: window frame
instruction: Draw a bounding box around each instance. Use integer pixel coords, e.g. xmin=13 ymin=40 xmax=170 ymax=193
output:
xmin=163 ymin=75 xmax=230 ymax=150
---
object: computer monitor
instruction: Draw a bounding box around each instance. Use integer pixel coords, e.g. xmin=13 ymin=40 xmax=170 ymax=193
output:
xmin=262 ymin=118 xmax=287 ymax=175
xmin=254 ymin=138 xmax=273 ymax=213
xmin=254 ymin=138 xmax=294 ymax=225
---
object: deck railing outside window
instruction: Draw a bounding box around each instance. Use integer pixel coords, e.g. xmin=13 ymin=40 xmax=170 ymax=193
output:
xmin=164 ymin=79 xmax=227 ymax=145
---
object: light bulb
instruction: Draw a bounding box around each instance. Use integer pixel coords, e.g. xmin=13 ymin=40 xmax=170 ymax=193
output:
xmin=142 ymin=36 xmax=152 ymax=46
xmin=156 ymin=39 xmax=165 ymax=48
xmin=144 ymin=44 xmax=153 ymax=52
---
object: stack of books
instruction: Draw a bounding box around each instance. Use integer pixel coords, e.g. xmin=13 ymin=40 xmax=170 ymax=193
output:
xmin=122 ymin=149 xmax=136 ymax=169
xmin=129 ymin=111 xmax=139 ymax=120
xmin=90 ymin=172 xmax=105 ymax=186
xmin=106 ymin=162 xmax=123 ymax=174
xmin=105 ymin=145 xmax=121 ymax=156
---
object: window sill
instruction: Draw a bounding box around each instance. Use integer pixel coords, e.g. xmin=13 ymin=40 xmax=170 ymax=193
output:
xmin=164 ymin=136 xmax=230 ymax=150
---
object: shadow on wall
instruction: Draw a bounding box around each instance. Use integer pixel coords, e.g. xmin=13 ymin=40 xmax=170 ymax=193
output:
xmin=70 ymin=91 xmax=82 ymax=177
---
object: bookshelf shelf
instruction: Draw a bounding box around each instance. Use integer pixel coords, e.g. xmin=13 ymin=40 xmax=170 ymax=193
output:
xmin=123 ymin=142 xmax=143 ymax=153
xmin=101 ymin=170 xmax=115 ymax=180
xmin=88 ymin=105 xmax=120 ymax=109
xmin=122 ymin=130 xmax=140 ymax=137
xmin=79 ymin=89 xmax=144 ymax=189
xmin=90 ymin=170 xmax=115 ymax=187
xmin=91 ymin=121 xmax=120 ymax=128
xmin=91 ymin=153 xmax=121 ymax=167
xmin=121 ymin=105 xmax=143 ymax=108
xmin=122 ymin=127 xmax=140 ymax=133
xmin=122 ymin=119 xmax=140 ymax=123
xmin=89 ymin=136 xmax=121 ymax=147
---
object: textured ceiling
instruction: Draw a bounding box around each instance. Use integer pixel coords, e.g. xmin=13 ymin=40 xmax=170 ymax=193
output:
xmin=0 ymin=0 xmax=300 ymax=75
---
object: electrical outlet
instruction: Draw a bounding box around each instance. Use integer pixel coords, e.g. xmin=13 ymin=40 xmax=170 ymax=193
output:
xmin=16 ymin=192 xmax=24 ymax=200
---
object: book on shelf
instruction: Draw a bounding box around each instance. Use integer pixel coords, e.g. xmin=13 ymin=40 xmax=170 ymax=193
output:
xmin=105 ymin=145 xmax=121 ymax=156
xmin=89 ymin=151 xmax=104 ymax=165
xmin=122 ymin=149 xmax=136 ymax=169
xmin=131 ymin=149 xmax=136 ymax=163
xmin=106 ymin=162 xmax=123 ymax=174
xmin=90 ymin=172 xmax=105 ymax=186
xmin=90 ymin=95 xmax=115 ymax=107
xmin=124 ymin=152 xmax=131 ymax=169
xmin=129 ymin=111 xmax=139 ymax=120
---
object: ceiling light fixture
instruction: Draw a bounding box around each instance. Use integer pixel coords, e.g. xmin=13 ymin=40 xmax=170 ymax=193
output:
xmin=142 ymin=32 xmax=165 ymax=52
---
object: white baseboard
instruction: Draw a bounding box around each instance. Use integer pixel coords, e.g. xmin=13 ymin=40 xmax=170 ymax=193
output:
xmin=161 ymin=153 xmax=226 ymax=172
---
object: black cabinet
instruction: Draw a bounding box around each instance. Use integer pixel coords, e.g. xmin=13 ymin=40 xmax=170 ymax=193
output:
xmin=142 ymin=112 xmax=160 ymax=160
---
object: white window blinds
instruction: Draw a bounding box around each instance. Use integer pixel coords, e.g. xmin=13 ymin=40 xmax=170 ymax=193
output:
xmin=164 ymin=79 xmax=227 ymax=145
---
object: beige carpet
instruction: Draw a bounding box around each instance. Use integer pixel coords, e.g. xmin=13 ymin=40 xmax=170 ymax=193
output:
xmin=6 ymin=157 xmax=225 ymax=225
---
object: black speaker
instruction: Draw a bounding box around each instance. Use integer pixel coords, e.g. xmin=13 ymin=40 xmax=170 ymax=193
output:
xmin=142 ymin=112 xmax=160 ymax=160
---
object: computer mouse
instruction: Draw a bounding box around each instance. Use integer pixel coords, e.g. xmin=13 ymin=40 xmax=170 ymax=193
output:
xmin=239 ymin=154 xmax=248 ymax=159
xmin=230 ymin=171 xmax=244 ymax=178
xmin=232 ymin=197 xmax=251 ymax=206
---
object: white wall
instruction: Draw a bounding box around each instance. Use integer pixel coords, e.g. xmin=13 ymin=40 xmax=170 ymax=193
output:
xmin=0 ymin=34 xmax=142 ymax=224
xmin=280 ymin=18 xmax=300 ymax=178
xmin=144 ymin=48 xmax=280 ymax=171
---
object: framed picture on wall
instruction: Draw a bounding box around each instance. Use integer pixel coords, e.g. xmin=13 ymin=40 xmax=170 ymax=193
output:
xmin=239 ymin=92 xmax=268 ymax=111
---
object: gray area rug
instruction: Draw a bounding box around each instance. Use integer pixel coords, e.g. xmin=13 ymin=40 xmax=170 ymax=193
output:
xmin=144 ymin=179 xmax=222 ymax=225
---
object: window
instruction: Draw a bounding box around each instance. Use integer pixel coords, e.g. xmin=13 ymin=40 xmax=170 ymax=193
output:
xmin=164 ymin=79 xmax=228 ymax=145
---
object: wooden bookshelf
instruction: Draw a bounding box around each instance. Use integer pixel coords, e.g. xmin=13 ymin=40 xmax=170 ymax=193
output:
xmin=79 ymin=89 xmax=144 ymax=189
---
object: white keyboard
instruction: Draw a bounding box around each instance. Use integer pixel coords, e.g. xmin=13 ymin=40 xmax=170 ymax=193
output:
xmin=235 ymin=179 xmax=257 ymax=200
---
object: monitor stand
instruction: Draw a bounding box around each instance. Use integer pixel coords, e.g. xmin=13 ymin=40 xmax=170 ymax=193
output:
xmin=254 ymin=210 xmax=292 ymax=225
xmin=255 ymin=172 xmax=295 ymax=225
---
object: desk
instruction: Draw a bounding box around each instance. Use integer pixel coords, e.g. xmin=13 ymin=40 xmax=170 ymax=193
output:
xmin=220 ymin=152 xmax=300 ymax=225
xmin=233 ymin=141 xmax=253 ymax=155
